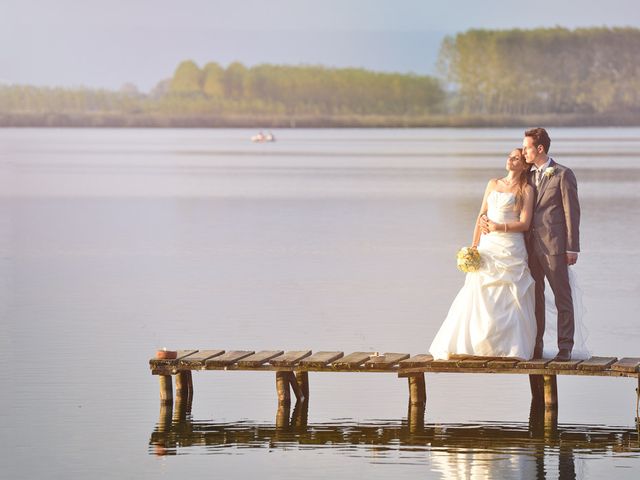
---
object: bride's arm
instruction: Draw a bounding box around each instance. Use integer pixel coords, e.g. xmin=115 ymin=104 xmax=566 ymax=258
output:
xmin=472 ymin=180 xmax=495 ymax=246
xmin=486 ymin=185 xmax=534 ymax=233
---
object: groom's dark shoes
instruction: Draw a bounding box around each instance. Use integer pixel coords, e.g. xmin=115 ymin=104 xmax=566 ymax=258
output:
xmin=552 ymin=349 xmax=571 ymax=362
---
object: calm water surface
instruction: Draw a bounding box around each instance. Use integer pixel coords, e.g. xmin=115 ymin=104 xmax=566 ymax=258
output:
xmin=2 ymin=128 xmax=640 ymax=479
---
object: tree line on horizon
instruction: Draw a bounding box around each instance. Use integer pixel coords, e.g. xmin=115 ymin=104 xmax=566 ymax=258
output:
xmin=439 ymin=27 xmax=640 ymax=115
xmin=1 ymin=27 xmax=639 ymax=124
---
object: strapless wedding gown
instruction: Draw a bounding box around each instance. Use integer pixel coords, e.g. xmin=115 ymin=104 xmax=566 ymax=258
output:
xmin=429 ymin=191 xmax=537 ymax=360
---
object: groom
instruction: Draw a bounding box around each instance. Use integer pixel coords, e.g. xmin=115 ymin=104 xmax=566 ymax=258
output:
xmin=522 ymin=127 xmax=580 ymax=361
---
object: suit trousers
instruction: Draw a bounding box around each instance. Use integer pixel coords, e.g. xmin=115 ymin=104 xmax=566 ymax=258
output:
xmin=528 ymin=243 xmax=575 ymax=352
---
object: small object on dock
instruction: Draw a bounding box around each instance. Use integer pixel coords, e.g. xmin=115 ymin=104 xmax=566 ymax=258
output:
xmin=155 ymin=349 xmax=177 ymax=360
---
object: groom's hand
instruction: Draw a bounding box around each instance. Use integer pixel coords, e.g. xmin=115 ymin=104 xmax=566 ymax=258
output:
xmin=566 ymin=252 xmax=578 ymax=265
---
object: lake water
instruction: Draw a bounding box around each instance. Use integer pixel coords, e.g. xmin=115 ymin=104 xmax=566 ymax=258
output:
xmin=2 ymin=127 xmax=640 ymax=479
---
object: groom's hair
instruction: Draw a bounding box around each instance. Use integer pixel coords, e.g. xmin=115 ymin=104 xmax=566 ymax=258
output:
xmin=524 ymin=127 xmax=551 ymax=154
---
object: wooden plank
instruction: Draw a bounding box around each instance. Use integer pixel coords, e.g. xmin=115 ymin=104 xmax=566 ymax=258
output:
xmin=364 ymin=352 xmax=410 ymax=369
xmin=611 ymin=357 xmax=640 ymax=373
xmin=399 ymin=354 xmax=433 ymax=368
xmin=299 ymin=351 xmax=344 ymax=368
xmin=577 ymin=356 xmax=618 ymax=371
xmin=517 ymin=359 xmax=551 ymax=369
xmin=150 ymin=349 xmax=198 ymax=367
xmin=237 ymin=350 xmax=284 ymax=367
xmin=487 ymin=359 xmax=520 ymax=368
xmin=430 ymin=359 xmax=459 ymax=369
xmin=179 ymin=350 xmax=225 ymax=367
xmin=205 ymin=350 xmax=255 ymax=367
xmin=270 ymin=350 xmax=312 ymax=367
xmin=331 ymin=352 xmax=375 ymax=368
xmin=457 ymin=358 xmax=489 ymax=368
xmin=547 ymin=359 xmax=582 ymax=370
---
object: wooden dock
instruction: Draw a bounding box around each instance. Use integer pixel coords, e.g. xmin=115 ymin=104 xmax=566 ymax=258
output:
xmin=149 ymin=349 xmax=640 ymax=421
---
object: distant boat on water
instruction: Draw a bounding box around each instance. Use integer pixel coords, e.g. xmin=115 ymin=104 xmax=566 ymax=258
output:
xmin=251 ymin=131 xmax=276 ymax=143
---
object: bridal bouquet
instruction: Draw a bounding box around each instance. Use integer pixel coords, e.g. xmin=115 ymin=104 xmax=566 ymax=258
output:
xmin=456 ymin=246 xmax=481 ymax=273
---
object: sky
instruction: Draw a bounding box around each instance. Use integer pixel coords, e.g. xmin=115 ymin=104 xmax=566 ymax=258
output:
xmin=3 ymin=0 xmax=640 ymax=92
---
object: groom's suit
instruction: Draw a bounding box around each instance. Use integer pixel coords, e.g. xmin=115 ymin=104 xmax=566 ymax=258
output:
xmin=525 ymin=158 xmax=580 ymax=354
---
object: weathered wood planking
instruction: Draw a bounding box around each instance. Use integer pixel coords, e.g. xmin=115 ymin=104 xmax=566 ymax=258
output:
xmin=238 ymin=351 xmax=284 ymax=367
xmin=331 ymin=352 xmax=374 ymax=368
xmin=611 ymin=358 xmax=640 ymax=373
xmin=364 ymin=353 xmax=410 ymax=369
xmin=430 ymin=359 xmax=459 ymax=369
xmin=486 ymin=359 xmax=520 ymax=368
xmin=547 ymin=360 xmax=582 ymax=370
xmin=179 ymin=350 xmax=225 ymax=368
xmin=205 ymin=351 xmax=255 ymax=367
xmin=150 ymin=350 xmax=198 ymax=367
xmin=150 ymin=350 xmax=640 ymax=377
xmin=577 ymin=357 xmax=618 ymax=371
xmin=457 ymin=358 xmax=489 ymax=368
xmin=270 ymin=350 xmax=312 ymax=367
xmin=299 ymin=351 xmax=344 ymax=368
xmin=399 ymin=354 xmax=433 ymax=368
xmin=517 ymin=359 xmax=552 ymax=369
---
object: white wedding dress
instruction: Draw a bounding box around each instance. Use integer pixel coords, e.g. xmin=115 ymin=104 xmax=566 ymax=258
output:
xmin=429 ymin=191 xmax=537 ymax=360
xmin=429 ymin=190 xmax=590 ymax=360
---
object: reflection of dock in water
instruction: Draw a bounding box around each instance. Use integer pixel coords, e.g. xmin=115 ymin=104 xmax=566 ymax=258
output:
xmin=150 ymin=398 xmax=640 ymax=462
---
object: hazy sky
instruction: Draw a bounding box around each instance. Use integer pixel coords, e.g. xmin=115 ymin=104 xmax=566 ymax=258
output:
xmin=3 ymin=0 xmax=639 ymax=91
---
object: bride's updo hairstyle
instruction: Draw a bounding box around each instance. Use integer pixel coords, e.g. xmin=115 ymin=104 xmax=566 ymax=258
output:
xmin=513 ymin=148 xmax=528 ymax=212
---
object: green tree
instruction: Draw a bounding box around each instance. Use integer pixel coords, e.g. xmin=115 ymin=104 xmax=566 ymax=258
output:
xmin=170 ymin=60 xmax=203 ymax=95
xmin=202 ymin=62 xmax=224 ymax=97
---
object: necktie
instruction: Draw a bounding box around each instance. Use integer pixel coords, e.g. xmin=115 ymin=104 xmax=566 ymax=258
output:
xmin=536 ymin=169 xmax=542 ymax=187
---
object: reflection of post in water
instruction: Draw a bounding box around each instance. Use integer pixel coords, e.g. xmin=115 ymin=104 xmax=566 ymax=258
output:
xmin=407 ymin=402 xmax=425 ymax=434
xmin=173 ymin=392 xmax=192 ymax=423
xmin=152 ymin=403 xmax=175 ymax=456
xmin=276 ymin=400 xmax=309 ymax=429
xmin=529 ymin=398 xmax=558 ymax=439
xmin=529 ymin=397 xmax=577 ymax=480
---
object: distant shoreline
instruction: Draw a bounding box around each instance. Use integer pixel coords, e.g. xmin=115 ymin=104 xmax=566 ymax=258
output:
xmin=2 ymin=112 xmax=640 ymax=128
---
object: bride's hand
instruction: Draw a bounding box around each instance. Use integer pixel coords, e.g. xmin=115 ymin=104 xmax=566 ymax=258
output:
xmin=479 ymin=215 xmax=491 ymax=234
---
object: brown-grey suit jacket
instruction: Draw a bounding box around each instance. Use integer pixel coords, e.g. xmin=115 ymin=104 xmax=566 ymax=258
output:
xmin=526 ymin=159 xmax=580 ymax=256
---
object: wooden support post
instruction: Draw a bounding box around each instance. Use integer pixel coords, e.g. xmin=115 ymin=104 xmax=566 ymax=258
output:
xmin=276 ymin=371 xmax=291 ymax=406
xmin=295 ymin=371 xmax=309 ymax=401
xmin=286 ymin=372 xmax=304 ymax=402
xmin=186 ymin=370 xmax=194 ymax=402
xmin=407 ymin=373 xmax=426 ymax=406
xmin=636 ymin=375 xmax=640 ymax=432
xmin=159 ymin=375 xmax=173 ymax=405
xmin=543 ymin=375 xmax=558 ymax=409
xmin=176 ymin=371 xmax=190 ymax=399
xmin=529 ymin=374 xmax=544 ymax=406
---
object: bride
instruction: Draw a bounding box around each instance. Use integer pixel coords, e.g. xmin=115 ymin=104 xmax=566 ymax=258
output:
xmin=429 ymin=148 xmax=537 ymax=360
